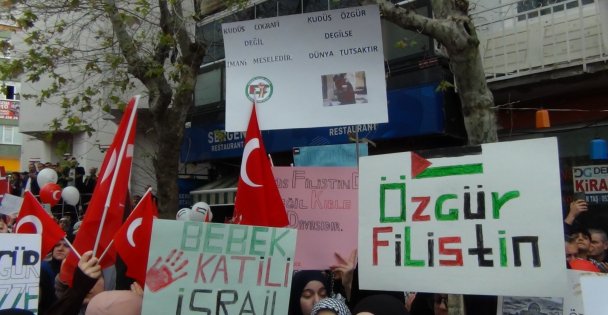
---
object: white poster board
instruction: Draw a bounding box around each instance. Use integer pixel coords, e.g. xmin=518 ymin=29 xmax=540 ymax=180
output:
xmin=580 ymin=274 xmax=608 ymax=315
xmin=358 ymin=138 xmax=567 ymax=296
xmin=142 ymin=220 xmax=297 ymax=315
xmin=222 ymin=5 xmax=387 ymax=132
xmin=0 ymin=234 xmax=41 ymax=313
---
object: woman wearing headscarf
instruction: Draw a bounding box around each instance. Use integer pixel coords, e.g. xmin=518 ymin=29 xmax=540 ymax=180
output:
xmin=352 ymin=294 xmax=409 ymax=315
xmin=311 ymin=298 xmax=351 ymax=315
xmin=289 ymin=270 xmax=330 ymax=315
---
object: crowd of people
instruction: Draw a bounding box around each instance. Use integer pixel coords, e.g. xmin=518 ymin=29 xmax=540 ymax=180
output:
xmin=563 ymin=197 xmax=608 ymax=273
xmin=1 ymin=163 xmax=607 ymax=315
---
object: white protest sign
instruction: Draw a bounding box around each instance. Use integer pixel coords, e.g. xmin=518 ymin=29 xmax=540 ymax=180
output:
xmin=572 ymin=164 xmax=608 ymax=203
xmin=358 ymin=137 xmax=567 ymax=296
xmin=0 ymin=234 xmax=41 ymax=313
xmin=222 ymin=5 xmax=387 ymax=132
xmin=141 ymin=220 xmax=297 ymax=315
xmin=580 ymin=274 xmax=608 ymax=315
xmin=0 ymin=194 xmax=23 ymax=215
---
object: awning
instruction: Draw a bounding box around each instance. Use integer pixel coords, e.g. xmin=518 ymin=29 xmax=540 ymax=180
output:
xmin=190 ymin=176 xmax=238 ymax=206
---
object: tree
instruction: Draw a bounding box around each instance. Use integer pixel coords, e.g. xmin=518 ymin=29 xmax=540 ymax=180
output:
xmin=368 ymin=1 xmax=498 ymax=313
xmin=369 ymin=0 xmax=498 ymax=146
xmin=1 ymin=0 xmax=241 ymax=216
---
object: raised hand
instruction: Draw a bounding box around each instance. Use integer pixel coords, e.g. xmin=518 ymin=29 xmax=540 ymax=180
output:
xmin=145 ymin=249 xmax=189 ymax=292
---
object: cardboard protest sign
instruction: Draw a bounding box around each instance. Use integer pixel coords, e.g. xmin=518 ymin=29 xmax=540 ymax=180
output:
xmin=274 ymin=167 xmax=358 ymax=270
xmin=580 ymin=274 xmax=608 ymax=315
xmin=141 ymin=220 xmax=297 ymax=315
xmin=572 ymin=164 xmax=608 ymax=203
xmin=0 ymin=234 xmax=41 ymax=313
xmin=222 ymin=5 xmax=387 ymax=132
xmin=358 ymin=137 xmax=567 ymax=296
xmin=0 ymin=193 xmax=23 ymax=215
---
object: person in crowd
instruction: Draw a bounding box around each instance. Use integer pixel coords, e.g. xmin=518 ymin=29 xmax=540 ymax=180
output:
xmin=48 ymin=251 xmax=105 ymax=315
xmin=23 ymin=163 xmax=39 ymax=195
xmin=84 ymin=283 xmax=143 ymax=315
xmin=571 ymin=229 xmax=592 ymax=259
xmin=431 ymin=294 xmax=448 ymax=315
xmin=0 ymin=216 xmax=9 ymax=233
xmin=311 ymin=298 xmax=351 ymax=315
xmin=39 ymin=240 xmax=70 ymax=315
xmin=84 ymin=167 xmax=97 ymax=193
xmin=565 ymin=237 xmax=579 ymax=268
xmin=9 ymin=172 xmax=22 ymax=196
xmin=564 ymin=195 xmax=587 ymax=236
xmin=289 ymin=270 xmax=330 ymax=315
xmin=352 ymin=294 xmax=409 ymax=315
xmin=566 ymin=236 xmax=601 ymax=272
xmin=588 ymin=228 xmax=608 ymax=263
xmin=81 ymin=167 xmax=97 ymax=210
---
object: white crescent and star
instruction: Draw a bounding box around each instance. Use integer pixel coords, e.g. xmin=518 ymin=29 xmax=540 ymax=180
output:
xmin=52 ymin=190 xmax=61 ymax=201
xmin=241 ymin=138 xmax=262 ymax=188
xmin=16 ymin=215 xmax=43 ymax=234
xmin=126 ymin=217 xmax=142 ymax=247
xmin=101 ymin=149 xmax=117 ymax=183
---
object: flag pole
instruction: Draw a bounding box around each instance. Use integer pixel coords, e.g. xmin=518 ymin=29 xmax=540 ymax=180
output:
xmin=64 ymin=237 xmax=81 ymax=260
xmin=92 ymin=96 xmax=139 ymax=257
xmin=98 ymin=187 xmax=152 ymax=261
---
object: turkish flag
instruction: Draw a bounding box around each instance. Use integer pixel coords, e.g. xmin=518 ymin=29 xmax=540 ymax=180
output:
xmin=15 ymin=191 xmax=66 ymax=255
xmin=233 ymin=104 xmax=288 ymax=227
xmin=114 ymin=189 xmax=157 ymax=285
xmin=62 ymin=95 xmax=139 ymax=286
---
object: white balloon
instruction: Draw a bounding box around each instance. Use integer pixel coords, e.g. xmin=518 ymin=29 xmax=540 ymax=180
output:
xmin=61 ymin=186 xmax=80 ymax=206
xmin=37 ymin=168 xmax=58 ymax=187
xmin=176 ymin=208 xmax=191 ymax=221
xmin=190 ymin=202 xmax=212 ymax=222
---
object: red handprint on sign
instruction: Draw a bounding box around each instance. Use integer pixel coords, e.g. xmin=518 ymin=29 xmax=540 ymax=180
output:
xmin=145 ymin=249 xmax=189 ymax=292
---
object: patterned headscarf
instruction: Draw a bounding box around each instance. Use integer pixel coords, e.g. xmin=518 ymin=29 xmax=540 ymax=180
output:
xmin=311 ymin=298 xmax=352 ymax=315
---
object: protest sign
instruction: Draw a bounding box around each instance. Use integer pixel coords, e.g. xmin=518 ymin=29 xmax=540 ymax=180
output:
xmin=141 ymin=220 xmax=297 ymax=315
xmin=572 ymin=164 xmax=608 ymax=203
xmin=0 ymin=193 xmax=23 ymax=215
xmin=580 ymin=274 xmax=608 ymax=315
xmin=274 ymin=167 xmax=358 ymax=269
xmin=358 ymin=137 xmax=567 ymax=296
xmin=222 ymin=5 xmax=387 ymax=132
xmin=0 ymin=234 xmax=41 ymax=313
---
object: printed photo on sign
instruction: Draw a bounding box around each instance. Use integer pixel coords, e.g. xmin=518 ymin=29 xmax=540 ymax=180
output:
xmin=322 ymin=71 xmax=368 ymax=106
xmin=497 ymin=296 xmax=563 ymax=315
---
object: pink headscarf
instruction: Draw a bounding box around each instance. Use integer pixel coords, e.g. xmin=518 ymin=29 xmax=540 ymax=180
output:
xmin=85 ymin=290 xmax=142 ymax=315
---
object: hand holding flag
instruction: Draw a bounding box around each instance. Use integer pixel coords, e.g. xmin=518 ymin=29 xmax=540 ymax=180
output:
xmin=114 ymin=189 xmax=158 ymax=285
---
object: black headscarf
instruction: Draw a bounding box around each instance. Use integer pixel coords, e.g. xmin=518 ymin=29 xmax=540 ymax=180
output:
xmin=289 ymin=270 xmax=330 ymax=315
xmin=352 ymin=294 xmax=409 ymax=315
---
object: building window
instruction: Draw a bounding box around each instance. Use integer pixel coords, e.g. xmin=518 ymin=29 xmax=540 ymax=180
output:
xmin=517 ymin=0 xmax=595 ymax=20
xmin=0 ymin=125 xmax=22 ymax=145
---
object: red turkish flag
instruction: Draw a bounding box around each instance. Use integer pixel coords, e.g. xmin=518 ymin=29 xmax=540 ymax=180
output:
xmin=15 ymin=191 xmax=66 ymax=255
xmin=62 ymin=95 xmax=139 ymax=286
xmin=114 ymin=190 xmax=157 ymax=285
xmin=233 ymin=104 xmax=288 ymax=227
xmin=0 ymin=166 xmax=8 ymax=201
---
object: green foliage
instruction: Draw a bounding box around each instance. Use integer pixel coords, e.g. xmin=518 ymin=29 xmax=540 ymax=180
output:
xmin=435 ymin=80 xmax=455 ymax=92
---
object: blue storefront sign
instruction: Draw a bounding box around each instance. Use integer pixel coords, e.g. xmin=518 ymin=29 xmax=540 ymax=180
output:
xmin=181 ymin=83 xmax=446 ymax=162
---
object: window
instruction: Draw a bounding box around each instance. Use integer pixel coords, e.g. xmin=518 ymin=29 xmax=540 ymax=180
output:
xmin=5 ymin=85 xmax=14 ymax=100
xmin=195 ymin=65 xmax=224 ymax=107
xmin=0 ymin=125 xmax=22 ymax=145
xmin=517 ymin=0 xmax=595 ymax=20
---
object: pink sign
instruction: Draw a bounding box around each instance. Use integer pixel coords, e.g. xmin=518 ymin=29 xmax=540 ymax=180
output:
xmin=273 ymin=167 xmax=358 ymax=270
